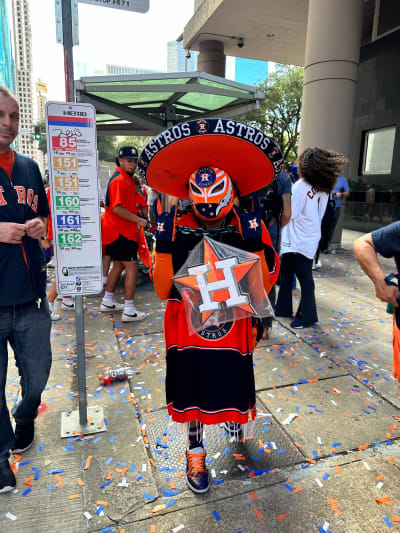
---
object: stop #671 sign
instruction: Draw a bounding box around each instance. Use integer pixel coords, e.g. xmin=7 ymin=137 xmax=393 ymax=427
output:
xmin=78 ymin=0 xmax=149 ymax=12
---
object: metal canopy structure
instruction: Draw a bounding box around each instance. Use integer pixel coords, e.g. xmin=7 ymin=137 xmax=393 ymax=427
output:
xmin=74 ymin=71 xmax=265 ymax=136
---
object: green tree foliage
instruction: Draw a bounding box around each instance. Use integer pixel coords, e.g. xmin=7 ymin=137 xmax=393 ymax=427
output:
xmin=117 ymin=136 xmax=152 ymax=155
xmin=97 ymin=135 xmax=118 ymax=162
xmin=34 ymin=120 xmax=48 ymax=155
xmin=241 ymin=64 xmax=303 ymax=162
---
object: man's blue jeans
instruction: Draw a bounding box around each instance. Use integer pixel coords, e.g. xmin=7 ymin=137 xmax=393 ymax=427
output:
xmin=0 ymin=299 xmax=52 ymax=462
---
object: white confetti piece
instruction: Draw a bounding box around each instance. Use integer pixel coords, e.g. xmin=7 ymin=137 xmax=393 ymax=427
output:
xmin=5 ymin=512 xmax=16 ymax=521
xmin=211 ymin=469 xmax=216 ymax=478
xmin=323 ymin=522 xmax=329 ymax=531
xmin=363 ymin=462 xmax=370 ymax=470
xmin=172 ymin=525 xmax=184 ymax=532
xmin=237 ymin=464 xmax=245 ymax=471
xmin=213 ymin=452 xmax=221 ymax=459
xmin=83 ymin=511 xmax=92 ymax=520
xmin=331 ymin=400 xmax=337 ymax=406
xmin=315 ymin=478 xmax=323 ymax=487
xmin=271 ymin=442 xmax=277 ymax=450
xmin=317 ymin=437 xmax=322 ymax=445
xmin=282 ymin=413 xmax=297 ymax=425
xmin=376 ymin=481 xmax=383 ymax=489
xmin=242 ymin=480 xmax=252 ymax=485
xmin=142 ymin=463 xmax=147 ymax=472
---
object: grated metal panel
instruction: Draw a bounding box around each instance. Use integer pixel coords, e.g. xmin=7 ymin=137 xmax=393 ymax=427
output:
xmin=143 ymin=395 xmax=304 ymax=491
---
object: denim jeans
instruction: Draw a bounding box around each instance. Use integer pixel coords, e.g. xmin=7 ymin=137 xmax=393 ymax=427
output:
xmin=275 ymin=252 xmax=318 ymax=326
xmin=0 ymin=299 xmax=52 ymax=462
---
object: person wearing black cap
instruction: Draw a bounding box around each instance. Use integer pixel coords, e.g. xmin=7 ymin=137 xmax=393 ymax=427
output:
xmin=100 ymin=146 xmax=147 ymax=322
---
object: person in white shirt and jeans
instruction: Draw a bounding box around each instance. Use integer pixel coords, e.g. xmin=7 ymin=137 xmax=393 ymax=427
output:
xmin=275 ymin=148 xmax=347 ymax=329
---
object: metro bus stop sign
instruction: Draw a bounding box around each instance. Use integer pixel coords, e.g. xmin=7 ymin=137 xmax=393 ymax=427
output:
xmin=78 ymin=0 xmax=149 ymax=13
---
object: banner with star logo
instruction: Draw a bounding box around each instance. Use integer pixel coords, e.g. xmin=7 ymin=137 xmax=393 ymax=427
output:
xmin=173 ymin=237 xmax=273 ymax=333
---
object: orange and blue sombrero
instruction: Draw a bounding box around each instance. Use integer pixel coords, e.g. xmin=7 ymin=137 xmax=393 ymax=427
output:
xmin=138 ymin=118 xmax=283 ymax=199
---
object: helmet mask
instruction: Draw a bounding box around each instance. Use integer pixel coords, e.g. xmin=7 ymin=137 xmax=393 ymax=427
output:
xmin=188 ymin=167 xmax=234 ymax=221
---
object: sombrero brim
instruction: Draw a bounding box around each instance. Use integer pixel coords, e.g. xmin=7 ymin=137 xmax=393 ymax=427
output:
xmin=138 ymin=119 xmax=283 ymax=199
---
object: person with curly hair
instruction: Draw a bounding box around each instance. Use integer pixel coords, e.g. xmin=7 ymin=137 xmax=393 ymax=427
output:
xmin=275 ymin=147 xmax=347 ymax=329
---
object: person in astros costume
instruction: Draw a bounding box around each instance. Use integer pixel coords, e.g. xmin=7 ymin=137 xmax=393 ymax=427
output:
xmin=139 ymin=119 xmax=283 ymax=494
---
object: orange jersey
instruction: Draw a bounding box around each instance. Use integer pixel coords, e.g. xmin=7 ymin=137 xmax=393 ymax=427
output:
xmin=152 ymin=210 xmax=280 ymax=425
xmin=102 ymin=168 xmax=139 ymax=244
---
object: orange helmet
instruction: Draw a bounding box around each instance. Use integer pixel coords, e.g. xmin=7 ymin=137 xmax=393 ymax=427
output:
xmin=188 ymin=167 xmax=234 ymax=221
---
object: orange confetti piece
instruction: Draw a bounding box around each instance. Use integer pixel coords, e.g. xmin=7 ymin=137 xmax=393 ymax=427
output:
xmin=387 ymin=456 xmax=395 ymax=462
xmin=391 ymin=517 xmax=400 ymax=522
xmin=293 ymin=487 xmax=303 ymax=493
xmin=55 ymin=474 xmax=64 ymax=487
xmin=342 ymin=413 xmax=352 ymax=417
xmin=68 ymin=494 xmax=80 ymax=500
xmin=253 ymin=508 xmax=263 ymax=519
xmin=97 ymin=500 xmax=108 ymax=506
xmin=250 ymin=491 xmax=258 ymax=501
xmin=376 ymin=497 xmax=392 ymax=505
xmin=336 ymin=465 xmax=342 ymax=474
xmin=176 ymin=472 xmax=185 ymax=478
xmin=150 ymin=526 xmax=156 ymax=533
xmin=149 ymin=459 xmax=156 ymax=467
xmin=83 ymin=456 xmax=92 ymax=470
xmin=120 ymin=529 xmax=126 ymax=533
xmin=76 ymin=478 xmax=85 ymax=486
xmin=169 ymin=479 xmax=176 ymax=490
xmin=358 ymin=444 xmax=368 ymax=451
xmin=178 ymin=455 xmax=184 ymax=464
xmin=375 ymin=475 xmax=384 ymax=481
xmin=106 ymin=471 xmax=113 ymax=480
xmin=277 ymin=514 xmax=287 ymax=521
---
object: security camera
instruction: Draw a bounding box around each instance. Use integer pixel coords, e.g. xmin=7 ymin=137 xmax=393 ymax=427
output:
xmin=185 ymin=49 xmax=191 ymax=59
xmin=237 ymin=38 xmax=244 ymax=48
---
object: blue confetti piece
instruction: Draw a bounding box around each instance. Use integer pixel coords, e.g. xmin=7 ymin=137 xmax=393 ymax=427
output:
xmin=212 ymin=510 xmax=221 ymax=521
xmin=32 ymin=467 xmax=41 ymax=480
xmin=165 ymin=498 xmax=176 ymax=508
xmin=100 ymin=480 xmax=111 ymax=488
xmin=223 ymin=448 xmax=230 ymax=455
xmin=314 ymin=409 xmax=324 ymax=414
xmin=103 ymin=418 xmax=109 ymax=425
xmin=136 ymin=474 xmax=144 ymax=481
xmin=250 ymin=456 xmax=261 ymax=461
xmin=109 ymin=435 xmax=114 ymax=442
xmin=322 ymin=473 xmax=330 ymax=481
xmin=93 ymin=436 xmax=101 ymax=444
xmin=19 ymin=461 xmax=30 ymax=466
xmin=39 ymin=444 xmax=44 ymax=451
xmin=143 ymin=493 xmax=155 ymax=501
xmin=131 ymin=464 xmax=135 ymax=472
xmin=284 ymin=483 xmax=293 ymax=492
xmin=213 ymin=479 xmax=224 ymax=485
xmin=48 ymin=469 xmax=63 ymax=474
xmin=312 ymin=450 xmax=319 ymax=458
xmin=104 ymin=457 xmax=113 ymax=465
xmin=277 ymin=449 xmax=286 ymax=454
xmin=45 ymin=484 xmax=57 ymax=491
xmin=100 ymin=527 xmax=112 ymax=533
xmin=95 ymin=505 xmax=104 ymax=515
xmin=21 ymin=488 xmax=32 ymax=496
xmin=382 ymin=516 xmax=393 ymax=527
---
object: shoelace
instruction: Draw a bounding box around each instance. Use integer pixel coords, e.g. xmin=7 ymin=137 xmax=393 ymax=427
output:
xmin=187 ymin=451 xmax=207 ymax=475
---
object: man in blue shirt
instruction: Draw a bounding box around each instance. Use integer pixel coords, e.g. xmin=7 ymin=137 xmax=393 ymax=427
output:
xmin=0 ymin=86 xmax=51 ymax=493
xmin=354 ymin=222 xmax=400 ymax=383
xmin=322 ymin=175 xmax=350 ymax=253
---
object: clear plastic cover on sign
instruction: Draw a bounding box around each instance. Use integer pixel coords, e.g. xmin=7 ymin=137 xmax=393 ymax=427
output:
xmin=173 ymin=236 xmax=273 ymax=333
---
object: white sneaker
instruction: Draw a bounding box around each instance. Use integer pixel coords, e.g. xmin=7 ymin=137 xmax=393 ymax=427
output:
xmin=62 ymin=298 xmax=75 ymax=310
xmin=121 ymin=307 xmax=146 ymax=322
xmin=51 ymin=309 xmax=61 ymax=321
xmin=312 ymin=260 xmax=322 ymax=270
xmin=100 ymin=301 xmax=124 ymax=312
xmin=47 ymin=257 xmax=56 ymax=268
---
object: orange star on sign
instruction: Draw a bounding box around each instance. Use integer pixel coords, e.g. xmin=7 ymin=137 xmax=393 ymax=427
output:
xmin=174 ymin=237 xmax=258 ymax=324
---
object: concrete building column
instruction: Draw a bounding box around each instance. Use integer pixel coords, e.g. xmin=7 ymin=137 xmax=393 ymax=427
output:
xmin=197 ymin=40 xmax=225 ymax=77
xmin=299 ymin=0 xmax=363 ymax=157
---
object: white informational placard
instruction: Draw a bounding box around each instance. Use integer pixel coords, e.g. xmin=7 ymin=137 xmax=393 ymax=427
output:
xmin=78 ymin=0 xmax=149 ymax=13
xmin=46 ymin=101 xmax=102 ymax=296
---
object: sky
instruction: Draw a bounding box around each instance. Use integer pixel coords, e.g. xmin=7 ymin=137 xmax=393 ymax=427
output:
xmin=30 ymin=0 xmax=194 ymax=102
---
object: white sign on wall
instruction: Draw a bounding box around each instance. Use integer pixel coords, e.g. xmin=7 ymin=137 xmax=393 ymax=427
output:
xmin=78 ymin=0 xmax=149 ymax=13
xmin=46 ymin=101 xmax=102 ymax=296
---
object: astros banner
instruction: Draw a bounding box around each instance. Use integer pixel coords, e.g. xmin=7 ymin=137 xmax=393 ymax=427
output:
xmin=173 ymin=236 xmax=273 ymax=333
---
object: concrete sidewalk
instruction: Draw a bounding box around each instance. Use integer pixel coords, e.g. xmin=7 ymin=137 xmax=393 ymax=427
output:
xmin=1 ymin=230 xmax=400 ymax=533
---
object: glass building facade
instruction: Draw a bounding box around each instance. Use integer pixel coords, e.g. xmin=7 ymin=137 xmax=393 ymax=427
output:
xmin=0 ymin=0 xmax=15 ymax=90
xmin=234 ymin=57 xmax=268 ymax=86
xmin=167 ymin=41 xmax=198 ymax=72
